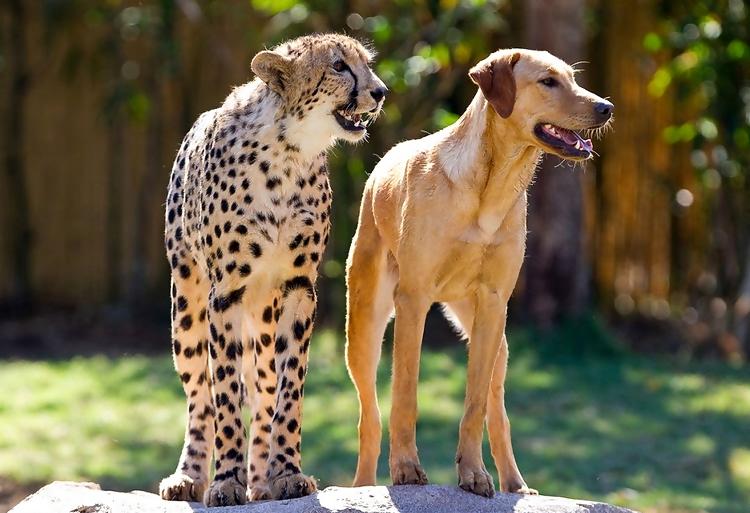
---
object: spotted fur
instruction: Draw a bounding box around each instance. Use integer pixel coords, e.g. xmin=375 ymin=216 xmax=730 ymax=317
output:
xmin=159 ymin=33 xmax=385 ymax=507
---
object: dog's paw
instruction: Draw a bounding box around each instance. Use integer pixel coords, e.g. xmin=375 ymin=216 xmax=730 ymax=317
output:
xmin=159 ymin=473 xmax=206 ymax=502
xmin=457 ymin=461 xmax=495 ymax=498
xmin=510 ymin=484 xmax=538 ymax=495
xmin=204 ymin=477 xmax=247 ymax=507
xmin=268 ymin=472 xmax=317 ymax=500
xmin=391 ymin=459 xmax=429 ymax=485
xmin=501 ymin=476 xmax=537 ymax=495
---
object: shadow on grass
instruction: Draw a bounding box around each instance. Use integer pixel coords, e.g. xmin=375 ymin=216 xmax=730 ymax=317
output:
xmin=301 ymin=324 xmax=750 ymax=513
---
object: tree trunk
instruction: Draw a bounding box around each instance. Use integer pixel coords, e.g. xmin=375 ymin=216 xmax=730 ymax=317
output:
xmin=2 ymin=0 xmax=33 ymax=309
xmin=104 ymin=32 xmax=126 ymax=305
xmin=732 ymin=241 xmax=750 ymax=359
xmin=520 ymin=0 xmax=589 ymax=328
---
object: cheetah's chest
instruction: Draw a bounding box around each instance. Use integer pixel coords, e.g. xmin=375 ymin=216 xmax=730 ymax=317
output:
xmin=187 ymin=155 xmax=331 ymax=285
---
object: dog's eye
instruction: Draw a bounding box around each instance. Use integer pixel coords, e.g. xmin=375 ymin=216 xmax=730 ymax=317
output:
xmin=332 ymin=60 xmax=348 ymax=72
xmin=539 ymin=77 xmax=558 ymax=87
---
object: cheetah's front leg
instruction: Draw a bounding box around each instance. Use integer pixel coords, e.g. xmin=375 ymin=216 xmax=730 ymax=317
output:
xmin=265 ymin=279 xmax=318 ymax=500
xmin=159 ymin=270 xmax=214 ymax=503
xmin=244 ymin=293 xmax=281 ymax=501
xmin=204 ymin=287 xmax=249 ymax=507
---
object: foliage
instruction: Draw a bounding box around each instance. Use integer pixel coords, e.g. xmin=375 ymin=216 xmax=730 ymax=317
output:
xmin=646 ymin=0 xmax=750 ymax=299
xmin=20 ymin=0 xmax=515 ymax=324
xmin=1 ymin=330 xmax=749 ymax=512
xmin=277 ymin=0 xmax=514 ymax=322
xmin=2 ymin=1 xmax=749 ymax=349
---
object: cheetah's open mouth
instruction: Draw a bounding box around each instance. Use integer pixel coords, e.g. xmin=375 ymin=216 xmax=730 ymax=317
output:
xmin=333 ymin=109 xmax=374 ymax=132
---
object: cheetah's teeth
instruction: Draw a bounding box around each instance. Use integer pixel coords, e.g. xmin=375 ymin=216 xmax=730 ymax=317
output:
xmin=334 ymin=108 xmax=372 ymax=131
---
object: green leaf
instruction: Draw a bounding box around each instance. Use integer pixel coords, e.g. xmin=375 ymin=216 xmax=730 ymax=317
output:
xmin=251 ymin=0 xmax=300 ymax=14
xmin=643 ymin=32 xmax=662 ymax=52
xmin=432 ymin=107 xmax=460 ymax=129
xmin=648 ymin=68 xmax=672 ymax=97
xmin=727 ymin=39 xmax=748 ymax=60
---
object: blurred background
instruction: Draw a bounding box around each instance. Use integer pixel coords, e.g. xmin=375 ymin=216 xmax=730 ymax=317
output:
xmin=0 ymin=0 xmax=749 ymax=512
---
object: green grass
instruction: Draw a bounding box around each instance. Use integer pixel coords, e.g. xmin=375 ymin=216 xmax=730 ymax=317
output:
xmin=0 ymin=328 xmax=749 ymax=513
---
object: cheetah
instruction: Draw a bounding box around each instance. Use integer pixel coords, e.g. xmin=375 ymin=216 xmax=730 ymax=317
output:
xmin=159 ymin=33 xmax=385 ymax=506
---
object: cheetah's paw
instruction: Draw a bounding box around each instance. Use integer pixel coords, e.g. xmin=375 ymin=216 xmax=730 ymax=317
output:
xmin=204 ymin=477 xmax=247 ymax=506
xmin=159 ymin=473 xmax=206 ymax=502
xmin=268 ymin=472 xmax=317 ymax=500
xmin=249 ymin=484 xmax=272 ymax=501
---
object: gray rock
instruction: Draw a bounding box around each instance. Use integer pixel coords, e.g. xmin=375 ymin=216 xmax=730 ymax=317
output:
xmin=10 ymin=481 xmax=638 ymax=513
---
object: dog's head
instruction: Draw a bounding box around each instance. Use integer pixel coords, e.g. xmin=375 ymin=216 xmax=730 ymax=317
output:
xmin=252 ymin=33 xmax=386 ymax=146
xmin=470 ymin=48 xmax=613 ymax=161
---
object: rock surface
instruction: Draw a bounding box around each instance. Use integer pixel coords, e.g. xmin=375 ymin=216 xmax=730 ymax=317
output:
xmin=10 ymin=481 xmax=638 ymax=513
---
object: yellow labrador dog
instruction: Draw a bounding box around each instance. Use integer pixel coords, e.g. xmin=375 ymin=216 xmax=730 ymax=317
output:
xmin=345 ymin=49 xmax=613 ymax=497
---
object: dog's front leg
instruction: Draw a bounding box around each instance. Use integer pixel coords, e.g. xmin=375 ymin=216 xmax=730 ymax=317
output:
xmin=456 ymin=285 xmax=507 ymax=498
xmin=389 ymin=288 xmax=431 ymax=486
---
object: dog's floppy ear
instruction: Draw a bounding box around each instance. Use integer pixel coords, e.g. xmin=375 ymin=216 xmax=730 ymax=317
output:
xmin=469 ymin=52 xmax=521 ymax=118
xmin=251 ymin=50 xmax=292 ymax=94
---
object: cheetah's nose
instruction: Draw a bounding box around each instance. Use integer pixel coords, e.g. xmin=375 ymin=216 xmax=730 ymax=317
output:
xmin=370 ymin=87 xmax=386 ymax=103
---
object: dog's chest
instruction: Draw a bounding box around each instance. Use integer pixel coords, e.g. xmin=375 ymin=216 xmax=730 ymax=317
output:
xmin=430 ymin=196 xmax=527 ymax=299
xmin=451 ymin=188 xmax=526 ymax=245
xmin=459 ymin=218 xmax=512 ymax=246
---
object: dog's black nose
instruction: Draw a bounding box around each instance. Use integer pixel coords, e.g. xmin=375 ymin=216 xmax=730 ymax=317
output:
xmin=594 ymin=100 xmax=614 ymax=121
xmin=370 ymin=87 xmax=386 ymax=102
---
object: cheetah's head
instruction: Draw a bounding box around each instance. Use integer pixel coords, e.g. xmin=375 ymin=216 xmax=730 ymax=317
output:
xmin=251 ymin=34 xmax=386 ymax=151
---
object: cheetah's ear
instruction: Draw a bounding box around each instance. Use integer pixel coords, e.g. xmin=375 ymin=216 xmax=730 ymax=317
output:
xmin=251 ymin=50 xmax=292 ymax=94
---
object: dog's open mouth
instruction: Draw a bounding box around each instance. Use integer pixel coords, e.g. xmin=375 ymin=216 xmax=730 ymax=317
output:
xmin=333 ymin=109 xmax=375 ymax=132
xmin=534 ymin=123 xmax=593 ymax=159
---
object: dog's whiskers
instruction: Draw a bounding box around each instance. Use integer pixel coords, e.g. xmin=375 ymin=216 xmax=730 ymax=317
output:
xmin=570 ymin=60 xmax=589 ymax=75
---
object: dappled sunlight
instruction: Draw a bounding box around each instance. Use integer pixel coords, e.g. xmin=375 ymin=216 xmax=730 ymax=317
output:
xmin=729 ymin=448 xmax=750 ymax=494
xmin=0 ymin=332 xmax=748 ymax=511
xmin=0 ymin=356 xmax=184 ymax=490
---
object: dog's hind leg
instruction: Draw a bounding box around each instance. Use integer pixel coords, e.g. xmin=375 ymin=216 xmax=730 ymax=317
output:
xmin=455 ymin=286 xmax=510 ymax=498
xmin=346 ymin=199 xmax=395 ymax=486
xmin=486 ymin=335 xmax=537 ymax=494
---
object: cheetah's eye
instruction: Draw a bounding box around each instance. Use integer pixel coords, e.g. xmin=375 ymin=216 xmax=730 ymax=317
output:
xmin=539 ymin=77 xmax=559 ymax=88
xmin=332 ymin=60 xmax=348 ymax=73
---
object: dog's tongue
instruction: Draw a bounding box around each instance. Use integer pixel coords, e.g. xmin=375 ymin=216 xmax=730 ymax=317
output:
xmin=558 ymin=127 xmax=593 ymax=152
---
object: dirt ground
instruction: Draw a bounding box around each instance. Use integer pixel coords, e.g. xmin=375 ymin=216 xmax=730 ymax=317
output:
xmin=0 ymin=478 xmax=41 ymax=513
xmin=0 ymin=308 xmax=169 ymax=360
